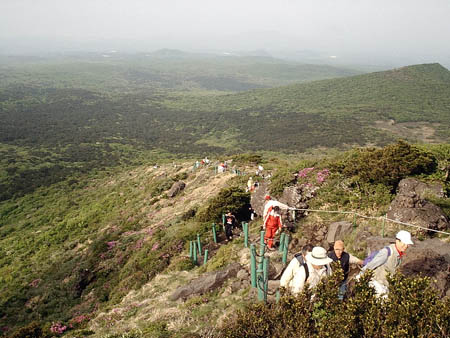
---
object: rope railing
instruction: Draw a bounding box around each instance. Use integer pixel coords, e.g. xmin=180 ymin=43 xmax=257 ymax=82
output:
xmin=291 ymin=207 xmax=450 ymax=236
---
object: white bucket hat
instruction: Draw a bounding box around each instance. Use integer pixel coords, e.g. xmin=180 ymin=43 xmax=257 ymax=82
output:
xmin=306 ymin=246 xmax=333 ymax=266
xmin=396 ymin=230 xmax=414 ymax=245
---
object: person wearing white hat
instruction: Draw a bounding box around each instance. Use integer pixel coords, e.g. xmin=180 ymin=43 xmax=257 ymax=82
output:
xmin=360 ymin=230 xmax=414 ymax=297
xmin=281 ymin=246 xmax=332 ymax=294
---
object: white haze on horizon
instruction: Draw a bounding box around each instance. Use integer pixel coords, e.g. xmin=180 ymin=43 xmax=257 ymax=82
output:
xmin=1 ymin=0 xmax=450 ymax=67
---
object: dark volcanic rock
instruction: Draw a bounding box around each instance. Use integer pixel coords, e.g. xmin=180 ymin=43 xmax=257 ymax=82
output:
xmin=169 ymin=263 xmax=241 ymax=301
xmin=167 ymin=181 xmax=186 ymax=198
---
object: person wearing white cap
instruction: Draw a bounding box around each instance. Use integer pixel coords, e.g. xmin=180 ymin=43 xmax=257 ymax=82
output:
xmin=280 ymin=246 xmax=332 ymax=294
xmin=360 ymin=230 xmax=414 ymax=297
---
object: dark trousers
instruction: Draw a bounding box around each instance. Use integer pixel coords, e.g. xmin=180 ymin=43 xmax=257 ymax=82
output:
xmin=225 ymin=223 xmax=233 ymax=240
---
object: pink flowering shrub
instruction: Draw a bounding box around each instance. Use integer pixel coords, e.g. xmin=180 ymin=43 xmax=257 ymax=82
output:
xmin=316 ymin=169 xmax=330 ymax=183
xmin=106 ymin=241 xmax=117 ymax=250
xmin=29 ymin=279 xmax=41 ymax=288
xmin=298 ymin=167 xmax=315 ymax=178
xmin=50 ymin=322 xmax=67 ymax=334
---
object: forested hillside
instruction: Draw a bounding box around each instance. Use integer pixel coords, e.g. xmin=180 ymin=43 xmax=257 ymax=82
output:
xmin=1 ymin=58 xmax=449 ymax=203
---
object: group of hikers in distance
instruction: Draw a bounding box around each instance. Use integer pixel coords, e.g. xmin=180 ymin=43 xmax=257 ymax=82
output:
xmin=261 ymin=194 xmax=415 ymax=299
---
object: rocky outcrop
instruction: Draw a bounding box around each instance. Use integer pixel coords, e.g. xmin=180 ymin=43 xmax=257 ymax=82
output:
xmin=326 ymin=221 xmax=353 ymax=246
xmin=387 ymin=189 xmax=449 ymax=235
xmin=169 ymin=263 xmax=241 ymax=301
xmin=397 ymin=178 xmax=445 ymax=199
xmin=167 ymin=181 xmax=186 ymax=198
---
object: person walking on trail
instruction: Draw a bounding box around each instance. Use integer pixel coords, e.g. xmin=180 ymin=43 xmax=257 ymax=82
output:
xmin=358 ymin=230 xmax=414 ymax=298
xmin=280 ymin=244 xmax=313 ymax=290
xmin=263 ymin=206 xmax=283 ymax=250
xmin=263 ymin=195 xmax=290 ymax=222
xmin=281 ymin=246 xmax=332 ymax=294
xmin=328 ymin=240 xmax=363 ymax=300
xmin=247 ymin=177 xmax=254 ymax=192
xmin=224 ymin=212 xmax=237 ymax=242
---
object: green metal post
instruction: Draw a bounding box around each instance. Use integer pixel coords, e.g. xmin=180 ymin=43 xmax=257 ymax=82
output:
xmin=278 ymin=233 xmax=285 ymax=252
xmin=203 ymin=249 xmax=208 ymax=265
xmin=282 ymin=234 xmax=290 ymax=265
xmin=244 ymin=222 xmax=249 ymax=248
xmin=222 ymin=214 xmax=226 ymax=232
xmin=197 ymin=233 xmax=202 ymax=254
xmin=259 ymin=230 xmax=265 ymax=248
xmin=212 ymin=223 xmax=217 ymax=243
xmin=263 ymin=256 xmax=269 ymax=303
xmin=353 ymin=213 xmax=357 ymax=229
xmin=382 ymin=214 xmax=386 ymax=237
xmin=189 ymin=241 xmax=193 ymax=259
xmin=193 ymin=241 xmax=197 ymax=265
xmin=250 ymin=244 xmax=257 ymax=287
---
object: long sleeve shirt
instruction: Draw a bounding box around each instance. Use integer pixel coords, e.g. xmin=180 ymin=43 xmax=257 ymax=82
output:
xmin=280 ymin=259 xmax=331 ymax=294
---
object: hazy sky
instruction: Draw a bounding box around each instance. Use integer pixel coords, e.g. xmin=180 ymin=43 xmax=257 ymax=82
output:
xmin=1 ymin=0 xmax=450 ymax=65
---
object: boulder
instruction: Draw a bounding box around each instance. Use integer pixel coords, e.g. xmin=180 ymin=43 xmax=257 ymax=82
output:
xmin=327 ymin=221 xmax=354 ymax=245
xmin=397 ymin=178 xmax=445 ymax=199
xmin=167 ymin=181 xmax=186 ymax=198
xmin=400 ymin=238 xmax=450 ymax=297
xmin=387 ymin=192 xmax=449 ymax=235
xmin=169 ymin=263 xmax=241 ymax=301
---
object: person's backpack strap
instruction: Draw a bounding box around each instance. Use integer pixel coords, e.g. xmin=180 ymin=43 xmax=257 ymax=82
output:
xmin=302 ymin=262 xmax=309 ymax=283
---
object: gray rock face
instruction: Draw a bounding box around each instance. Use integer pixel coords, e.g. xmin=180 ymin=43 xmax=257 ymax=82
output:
xmin=387 ymin=189 xmax=449 ymax=235
xmin=326 ymin=221 xmax=354 ymax=245
xmin=169 ymin=263 xmax=241 ymax=301
xmin=400 ymin=238 xmax=450 ymax=297
xmin=167 ymin=181 xmax=186 ymax=198
xmin=397 ymin=178 xmax=445 ymax=199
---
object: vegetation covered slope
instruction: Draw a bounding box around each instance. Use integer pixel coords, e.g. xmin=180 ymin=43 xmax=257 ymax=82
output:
xmin=1 ymin=142 xmax=448 ymax=337
xmin=1 ymin=60 xmax=449 ymax=201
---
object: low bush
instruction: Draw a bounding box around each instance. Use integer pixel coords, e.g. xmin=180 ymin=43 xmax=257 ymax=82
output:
xmin=195 ymin=186 xmax=250 ymax=222
xmin=219 ymin=271 xmax=449 ymax=337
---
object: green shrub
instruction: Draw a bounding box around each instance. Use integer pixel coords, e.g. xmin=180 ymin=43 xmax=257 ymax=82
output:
xmin=219 ymin=271 xmax=449 ymax=338
xmin=196 ymin=186 xmax=250 ymax=222
xmin=336 ymin=140 xmax=437 ymax=191
xmin=8 ymin=321 xmax=49 ymax=338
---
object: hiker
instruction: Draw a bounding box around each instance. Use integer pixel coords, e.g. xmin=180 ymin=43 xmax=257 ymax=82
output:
xmin=280 ymin=244 xmax=314 ymax=291
xmin=328 ymin=240 xmax=363 ymax=300
xmin=263 ymin=195 xmax=290 ymax=222
xmin=263 ymin=205 xmax=283 ymax=250
xmin=280 ymin=246 xmax=332 ymax=294
xmin=358 ymin=230 xmax=414 ymax=297
xmin=224 ymin=212 xmax=237 ymax=241
xmin=247 ymin=177 xmax=254 ymax=192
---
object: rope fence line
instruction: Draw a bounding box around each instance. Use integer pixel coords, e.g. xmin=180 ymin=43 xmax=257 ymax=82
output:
xmin=291 ymin=208 xmax=450 ymax=236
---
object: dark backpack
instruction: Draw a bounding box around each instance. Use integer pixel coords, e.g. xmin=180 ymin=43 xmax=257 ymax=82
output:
xmin=363 ymin=246 xmax=391 ymax=267
xmin=295 ymin=254 xmax=309 ymax=282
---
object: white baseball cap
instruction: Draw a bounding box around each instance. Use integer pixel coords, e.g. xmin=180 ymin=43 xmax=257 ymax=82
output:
xmin=396 ymin=230 xmax=414 ymax=245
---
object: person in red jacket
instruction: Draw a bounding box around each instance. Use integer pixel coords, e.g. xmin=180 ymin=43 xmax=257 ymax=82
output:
xmin=263 ymin=205 xmax=283 ymax=250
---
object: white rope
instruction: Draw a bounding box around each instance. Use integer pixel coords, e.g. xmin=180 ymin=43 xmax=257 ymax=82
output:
xmin=290 ymin=208 xmax=450 ymax=236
